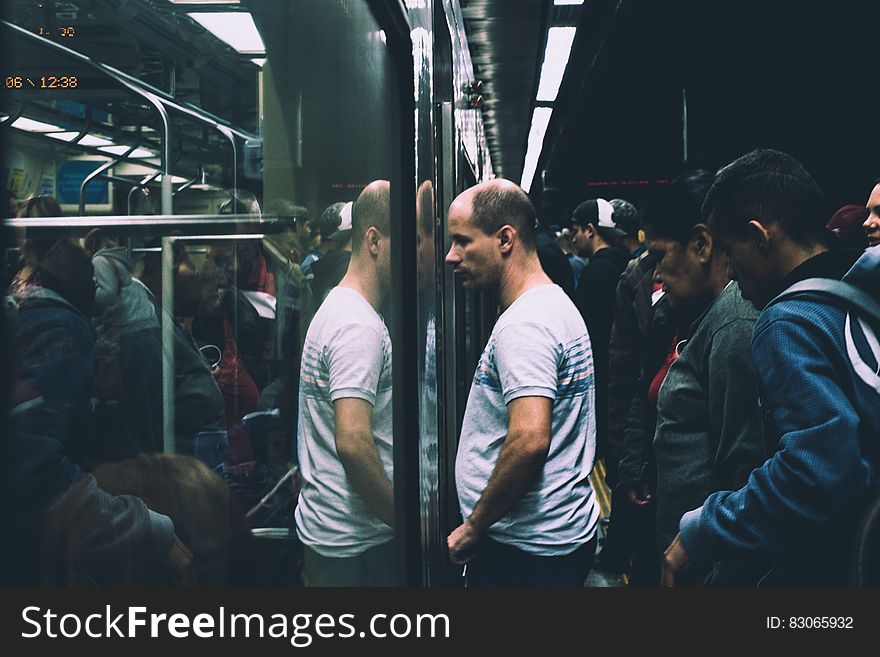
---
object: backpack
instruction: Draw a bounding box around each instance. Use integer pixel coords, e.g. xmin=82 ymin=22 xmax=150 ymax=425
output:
xmin=768 ymin=277 xmax=880 ymax=586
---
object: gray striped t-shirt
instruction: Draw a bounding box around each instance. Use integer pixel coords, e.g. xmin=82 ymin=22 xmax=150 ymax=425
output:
xmin=455 ymin=284 xmax=600 ymax=556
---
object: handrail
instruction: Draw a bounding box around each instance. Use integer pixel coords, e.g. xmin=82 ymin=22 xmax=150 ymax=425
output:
xmin=3 ymin=19 xmax=258 ymax=212
xmin=80 ymin=140 xmax=139 ymax=215
xmin=4 ymin=213 xmax=306 ymax=238
xmin=3 ymin=20 xmax=173 ymax=213
xmin=127 ymin=171 xmax=163 ymax=215
xmin=1 ymin=20 xmax=257 ymax=141
xmin=79 ymin=126 xmax=144 ymax=214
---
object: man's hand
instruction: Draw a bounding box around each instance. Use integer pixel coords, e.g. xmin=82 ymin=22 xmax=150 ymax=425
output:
xmin=625 ymin=482 xmax=653 ymax=508
xmin=165 ymin=534 xmax=196 ymax=586
xmin=447 ymin=520 xmax=482 ymax=565
xmin=661 ymin=532 xmax=690 ymax=588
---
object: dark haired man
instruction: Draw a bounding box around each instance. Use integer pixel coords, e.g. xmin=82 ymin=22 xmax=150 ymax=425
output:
xmin=445 ymin=179 xmax=600 ymax=586
xmin=663 ymin=149 xmax=880 ymax=586
xmin=570 ymin=199 xmax=630 ymax=491
xmin=295 ymin=180 xmax=396 ymax=586
xmin=610 ymin=198 xmax=643 ymax=258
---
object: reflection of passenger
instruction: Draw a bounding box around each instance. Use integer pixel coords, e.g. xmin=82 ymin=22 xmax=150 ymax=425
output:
xmin=8 ymin=195 xmax=65 ymax=300
xmin=415 ymin=180 xmax=440 ymax=562
xmin=295 ymin=181 xmax=395 ymax=586
xmin=7 ymin=239 xmax=194 ymax=585
xmin=85 ymin=229 xmax=164 ymax=461
xmin=10 ymin=240 xmax=96 ymax=466
xmin=10 ymin=428 xmax=193 ymax=586
xmin=310 ymin=201 xmax=353 ymax=305
xmin=3 ymin=188 xmax=17 ymax=218
xmin=91 ymin=453 xmax=259 ymax=586
xmin=141 ymin=243 xmax=225 ymax=455
xmin=194 ymin=247 xmax=262 ymax=427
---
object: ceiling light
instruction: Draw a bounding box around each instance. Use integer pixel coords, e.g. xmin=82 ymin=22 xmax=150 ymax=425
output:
xmin=46 ymin=131 xmax=79 ymax=142
xmin=251 ymin=58 xmax=266 ymax=68
xmin=536 ymin=27 xmax=577 ymax=102
xmin=99 ymin=145 xmax=155 ymax=158
xmin=11 ymin=117 xmax=64 ymax=132
xmin=78 ymin=134 xmax=114 ymax=147
xmin=169 ymin=1 xmax=239 ymax=4
xmin=554 ymin=0 xmax=585 ymax=5
xmin=188 ymin=12 xmax=265 ymax=54
xmin=521 ymin=107 xmax=553 ymax=193
xmin=157 ymin=175 xmax=189 ymax=184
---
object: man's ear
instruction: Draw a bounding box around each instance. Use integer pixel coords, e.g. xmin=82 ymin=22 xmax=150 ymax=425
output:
xmin=746 ymin=219 xmax=770 ymax=255
xmin=689 ymin=224 xmax=713 ymax=264
xmin=498 ymin=225 xmax=515 ymax=254
xmin=366 ymin=226 xmax=381 ymax=254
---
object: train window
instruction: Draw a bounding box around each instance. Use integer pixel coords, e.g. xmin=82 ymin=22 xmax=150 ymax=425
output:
xmin=3 ymin=1 xmax=403 ymax=587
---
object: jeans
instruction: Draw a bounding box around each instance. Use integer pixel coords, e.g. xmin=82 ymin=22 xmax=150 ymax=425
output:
xmin=465 ymin=536 xmax=597 ymax=587
xmin=303 ymin=541 xmax=397 ymax=586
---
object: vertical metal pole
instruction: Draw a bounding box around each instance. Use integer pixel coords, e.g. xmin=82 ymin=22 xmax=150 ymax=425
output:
xmin=161 ymin=236 xmax=176 ymax=454
xmin=295 ymin=93 xmax=304 ymax=168
xmin=218 ymin=125 xmax=238 ymax=203
xmin=682 ymin=86 xmax=689 ymax=163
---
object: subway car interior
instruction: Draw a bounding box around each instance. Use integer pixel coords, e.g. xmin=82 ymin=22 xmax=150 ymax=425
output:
xmin=2 ymin=0 xmax=879 ymax=588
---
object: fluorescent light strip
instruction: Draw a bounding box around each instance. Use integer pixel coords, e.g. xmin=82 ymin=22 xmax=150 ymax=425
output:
xmin=554 ymin=0 xmax=585 ymax=6
xmin=251 ymin=58 xmax=266 ymax=68
xmin=11 ymin=117 xmax=64 ymax=132
xmin=99 ymin=145 xmax=155 ymax=158
xmin=169 ymin=1 xmax=240 ymax=4
xmin=520 ymin=107 xmax=553 ymax=193
xmin=77 ymin=134 xmax=114 ymax=147
xmin=46 ymin=131 xmax=80 ymax=142
xmin=536 ymin=27 xmax=577 ymax=102
xmin=189 ymin=12 xmax=265 ymax=54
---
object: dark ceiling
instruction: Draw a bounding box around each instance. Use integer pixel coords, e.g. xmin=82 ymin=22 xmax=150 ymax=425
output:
xmin=534 ymin=0 xmax=880 ymax=222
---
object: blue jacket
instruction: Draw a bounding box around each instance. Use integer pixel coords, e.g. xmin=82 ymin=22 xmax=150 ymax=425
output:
xmin=680 ymin=246 xmax=880 ymax=585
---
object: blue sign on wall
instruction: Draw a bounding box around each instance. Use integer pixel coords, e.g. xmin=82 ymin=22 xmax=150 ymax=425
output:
xmin=56 ymin=160 xmax=110 ymax=208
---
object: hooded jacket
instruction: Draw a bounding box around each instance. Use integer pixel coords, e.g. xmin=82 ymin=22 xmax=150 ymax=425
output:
xmin=680 ymin=246 xmax=880 ymax=585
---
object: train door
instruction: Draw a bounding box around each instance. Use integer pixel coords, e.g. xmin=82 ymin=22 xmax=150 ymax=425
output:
xmin=2 ymin=0 xmax=418 ymax=588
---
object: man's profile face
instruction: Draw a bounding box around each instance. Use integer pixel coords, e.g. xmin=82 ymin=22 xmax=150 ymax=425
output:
xmin=710 ymin=218 xmax=769 ymax=310
xmin=445 ymin=200 xmax=501 ymax=290
xmin=645 ymin=231 xmax=703 ymax=310
xmin=570 ymin=223 xmax=591 ymax=257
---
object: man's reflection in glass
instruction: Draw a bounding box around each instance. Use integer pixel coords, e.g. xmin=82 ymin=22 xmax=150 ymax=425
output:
xmin=294 ymin=181 xmax=396 ymax=586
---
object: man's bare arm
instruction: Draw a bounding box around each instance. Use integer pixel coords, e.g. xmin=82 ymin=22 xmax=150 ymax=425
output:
xmin=334 ymin=397 xmax=394 ymax=527
xmin=448 ymin=396 xmax=551 ymax=563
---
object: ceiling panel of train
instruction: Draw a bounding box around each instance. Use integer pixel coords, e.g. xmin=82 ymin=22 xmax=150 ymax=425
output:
xmin=458 ymin=0 xmax=546 ymax=182
xmin=3 ymin=0 xmax=262 ymax=181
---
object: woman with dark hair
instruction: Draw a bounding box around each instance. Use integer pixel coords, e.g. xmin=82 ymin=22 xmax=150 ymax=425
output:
xmin=622 ymin=171 xmax=767 ymax=585
xmin=8 ymin=195 xmax=65 ymax=297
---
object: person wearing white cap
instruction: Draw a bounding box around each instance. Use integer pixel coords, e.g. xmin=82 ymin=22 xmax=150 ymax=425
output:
xmin=570 ymin=198 xmax=631 ymax=526
xmin=311 ymin=200 xmax=355 ymax=304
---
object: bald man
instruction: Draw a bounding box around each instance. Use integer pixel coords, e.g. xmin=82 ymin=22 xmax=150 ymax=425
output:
xmin=445 ymin=179 xmax=600 ymax=586
xmin=295 ymin=180 xmax=396 ymax=586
